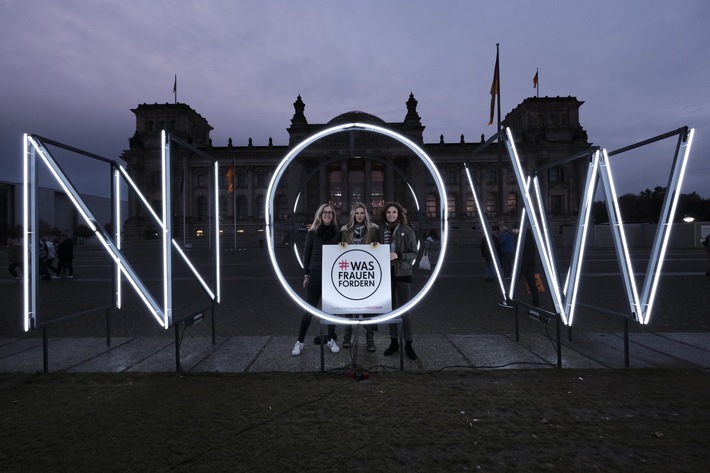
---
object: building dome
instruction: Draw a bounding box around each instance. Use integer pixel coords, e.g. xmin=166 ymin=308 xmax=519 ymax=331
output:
xmin=327 ymin=110 xmax=386 ymax=126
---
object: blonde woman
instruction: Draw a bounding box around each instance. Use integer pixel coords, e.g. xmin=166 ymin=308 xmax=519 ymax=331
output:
xmin=292 ymin=204 xmax=341 ymax=356
xmin=340 ymin=203 xmax=379 ymax=352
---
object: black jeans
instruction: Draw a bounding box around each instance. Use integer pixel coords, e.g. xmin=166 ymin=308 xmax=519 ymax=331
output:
xmin=297 ymin=271 xmax=336 ymax=342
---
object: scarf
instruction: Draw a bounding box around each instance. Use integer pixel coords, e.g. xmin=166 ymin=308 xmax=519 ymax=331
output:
xmin=353 ymin=224 xmax=363 ymax=244
xmin=318 ymin=224 xmax=336 ymax=241
xmin=383 ymin=221 xmax=399 ymax=246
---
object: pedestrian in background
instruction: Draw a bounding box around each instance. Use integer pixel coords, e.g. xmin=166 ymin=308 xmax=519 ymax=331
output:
xmin=499 ymin=226 xmax=515 ymax=279
xmin=703 ymin=233 xmax=710 ymax=277
xmin=57 ymin=236 xmax=74 ymax=278
xmin=424 ymin=229 xmax=441 ymax=277
xmin=481 ymin=227 xmax=500 ymax=282
xmin=6 ymin=237 xmax=22 ymax=283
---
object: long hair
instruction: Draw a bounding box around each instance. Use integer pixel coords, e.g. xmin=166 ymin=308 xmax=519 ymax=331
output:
xmin=380 ymin=201 xmax=408 ymax=226
xmin=344 ymin=202 xmax=373 ymax=232
xmin=342 ymin=202 xmax=377 ymax=244
xmin=310 ymin=203 xmax=338 ymax=232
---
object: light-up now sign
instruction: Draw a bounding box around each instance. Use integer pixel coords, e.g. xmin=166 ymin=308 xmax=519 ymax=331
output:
xmin=22 ymin=132 xmax=220 ymax=331
xmin=265 ymin=122 xmax=448 ymax=325
xmin=470 ymin=126 xmax=694 ymax=326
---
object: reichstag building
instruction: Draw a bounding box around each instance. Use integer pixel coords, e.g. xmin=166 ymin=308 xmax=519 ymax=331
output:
xmin=121 ymin=93 xmax=590 ymax=245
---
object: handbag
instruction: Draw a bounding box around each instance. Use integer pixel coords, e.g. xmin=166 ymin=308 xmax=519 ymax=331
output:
xmin=418 ymin=250 xmax=431 ymax=270
xmin=525 ymin=273 xmax=546 ymax=294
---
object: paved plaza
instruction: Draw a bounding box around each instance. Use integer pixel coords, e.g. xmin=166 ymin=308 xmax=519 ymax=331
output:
xmin=1 ymin=243 xmax=709 ymax=373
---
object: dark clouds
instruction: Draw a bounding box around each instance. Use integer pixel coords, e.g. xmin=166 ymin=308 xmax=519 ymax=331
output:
xmin=2 ymin=0 xmax=708 ymax=197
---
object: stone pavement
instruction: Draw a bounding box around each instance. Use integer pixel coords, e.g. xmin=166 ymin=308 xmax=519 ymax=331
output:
xmin=1 ymin=331 xmax=709 ymax=374
xmin=1 ymin=245 xmax=709 ymax=373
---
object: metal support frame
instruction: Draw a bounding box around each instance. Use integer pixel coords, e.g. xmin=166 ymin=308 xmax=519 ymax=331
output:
xmin=470 ymin=126 xmax=694 ymax=368
xmin=22 ymin=132 xmax=221 ymax=373
xmin=319 ymin=318 xmax=404 ymax=371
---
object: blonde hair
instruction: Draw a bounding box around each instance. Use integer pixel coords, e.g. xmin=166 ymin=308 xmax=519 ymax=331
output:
xmin=310 ymin=203 xmax=338 ymax=231
xmin=342 ymin=203 xmax=377 ymax=243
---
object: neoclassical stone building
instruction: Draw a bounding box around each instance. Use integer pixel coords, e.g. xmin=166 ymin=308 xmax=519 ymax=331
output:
xmin=121 ymin=94 xmax=590 ymax=245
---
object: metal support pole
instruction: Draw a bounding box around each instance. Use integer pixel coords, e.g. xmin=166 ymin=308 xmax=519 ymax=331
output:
xmin=211 ymin=305 xmax=216 ymax=345
xmin=514 ymin=302 xmax=520 ymax=342
xmin=175 ymin=325 xmax=181 ymax=372
xmin=624 ymin=319 xmax=630 ymax=368
xmin=106 ymin=308 xmax=111 ymax=347
xmin=556 ymin=317 xmax=562 ymax=369
xmin=42 ymin=327 xmax=49 ymax=374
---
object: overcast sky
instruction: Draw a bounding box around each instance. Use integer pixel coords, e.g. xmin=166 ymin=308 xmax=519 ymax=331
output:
xmin=2 ymin=0 xmax=709 ymax=199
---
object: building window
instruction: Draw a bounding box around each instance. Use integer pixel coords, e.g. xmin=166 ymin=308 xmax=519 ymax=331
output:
xmin=197 ymin=172 xmax=206 ymax=188
xmin=276 ymin=195 xmax=289 ymax=221
xmin=237 ymin=169 xmax=247 ymax=188
xmin=197 ymin=196 xmax=208 ymax=222
xmin=466 ymin=193 xmax=476 ymax=217
xmin=256 ymin=195 xmax=265 ymax=219
xmin=486 ymin=193 xmax=497 ymax=216
xmin=469 ymin=168 xmax=478 ymax=184
xmin=488 ymin=166 xmax=497 ymax=184
xmin=328 ymin=167 xmax=342 ymax=213
xmin=237 ymin=196 xmax=247 ymax=220
xmin=219 ymin=196 xmax=227 ymax=219
xmin=447 ymin=194 xmax=457 ymax=218
xmin=255 ymin=169 xmax=266 ymax=188
xmin=507 ymin=193 xmax=518 ymax=215
xmin=349 ymin=169 xmax=365 ymax=206
xmin=370 ymin=168 xmax=384 ymax=215
xmin=550 ymin=195 xmax=563 ymax=215
xmin=148 ymin=172 xmax=160 ymax=190
xmin=446 ymin=165 xmax=458 ymax=185
xmin=549 ymin=166 xmax=565 ymax=182
xmin=425 ymin=194 xmax=437 ymax=219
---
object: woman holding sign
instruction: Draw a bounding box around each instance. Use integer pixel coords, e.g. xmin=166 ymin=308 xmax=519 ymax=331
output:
xmin=378 ymin=202 xmax=418 ymax=361
xmin=340 ymin=202 xmax=379 ymax=352
xmin=291 ymin=204 xmax=341 ymax=356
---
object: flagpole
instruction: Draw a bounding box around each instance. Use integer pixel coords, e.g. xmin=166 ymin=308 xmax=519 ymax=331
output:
xmin=535 ymin=68 xmax=539 ymax=98
xmin=232 ymin=156 xmax=237 ymax=250
xmin=495 ymin=43 xmax=503 ymax=226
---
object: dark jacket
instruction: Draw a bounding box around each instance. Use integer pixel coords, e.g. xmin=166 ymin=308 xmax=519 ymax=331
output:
xmin=303 ymin=225 xmax=340 ymax=276
xmin=377 ymin=223 xmax=417 ymax=277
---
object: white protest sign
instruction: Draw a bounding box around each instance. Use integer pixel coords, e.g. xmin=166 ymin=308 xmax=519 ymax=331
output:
xmin=322 ymin=244 xmax=391 ymax=314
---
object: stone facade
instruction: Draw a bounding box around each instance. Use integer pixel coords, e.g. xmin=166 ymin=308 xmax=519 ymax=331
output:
xmin=121 ymin=94 xmax=590 ymax=245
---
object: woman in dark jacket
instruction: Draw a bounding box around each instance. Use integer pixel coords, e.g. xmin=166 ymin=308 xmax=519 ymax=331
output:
xmin=291 ymin=204 xmax=341 ymax=356
xmin=378 ymin=202 xmax=418 ymax=360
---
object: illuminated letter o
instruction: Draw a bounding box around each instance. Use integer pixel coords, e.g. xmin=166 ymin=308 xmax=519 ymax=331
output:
xmin=265 ymin=123 xmax=448 ymax=325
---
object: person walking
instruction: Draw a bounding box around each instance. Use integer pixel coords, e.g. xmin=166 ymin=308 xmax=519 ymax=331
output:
xmin=57 ymin=236 xmax=74 ymax=278
xmin=340 ymin=203 xmax=379 ymax=352
xmin=6 ymin=238 xmax=22 ymax=283
xmin=703 ymin=233 xmax=710 ymax=277
xmin=520 ymin=230 xmax=540 ymax=307
xmin=423 ymin=229 xmax=441 ymax=277
xmin=481 ymin=228 xmax=500 ymax=282
xmin=499 ymin=225 xmax=515 ymax=279
xmin=291 ymin=204 xmax=341 ymax=356
xmin=378 ymin=202 xmax=418 ymax=360
xmin=38 ymin=237 xmax=51 ymax=281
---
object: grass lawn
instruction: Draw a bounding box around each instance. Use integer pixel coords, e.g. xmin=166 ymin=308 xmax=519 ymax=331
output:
xmin=2 ymin=368 xmax=709 ymax=472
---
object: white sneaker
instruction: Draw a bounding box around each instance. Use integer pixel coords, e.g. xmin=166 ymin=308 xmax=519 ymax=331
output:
xmin=291 ymin=341 xmax=304 ymax=356
xmin=327 ymin=339 xmax=340 ymax=354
